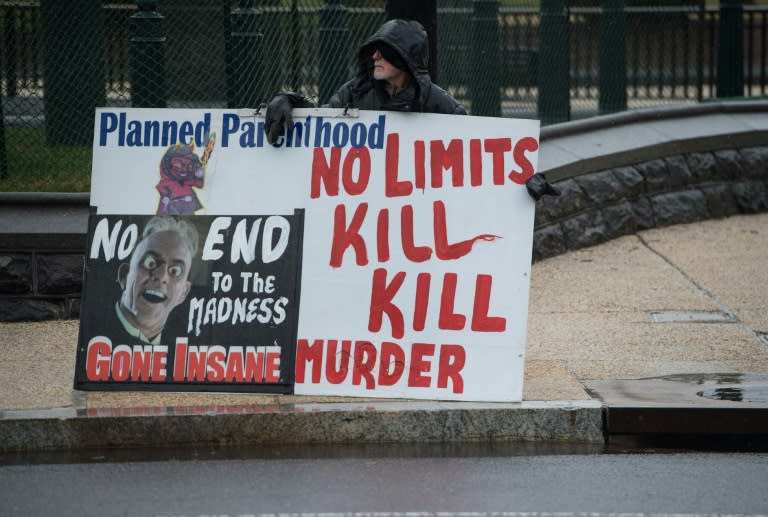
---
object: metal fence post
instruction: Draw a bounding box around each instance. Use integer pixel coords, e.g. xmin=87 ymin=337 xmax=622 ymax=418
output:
xmin=599 ymin=0 xmax=627 ymax=114
xmin=538 ymin=0 xmax=570 ymax=124
xmin=228 ymin=0 xmax=263 ymax=108
xmin=386 ymin=0 xmax=439 ymax=82
xmin=4 ymin=11 xmax=17 ymax=98
xmin=40 ymin=0 xmax=106 ymax=146
xmin=130 ymin=0 xmax=167 ymax=108
xmin=319 ymin=0 xmax=349 ymax=105
xmin=717 ymin=0 xmax=744 ymax=97
xmin=0 ymin=98 xmax=6 ymax=179
xmin=0 ymin=5 xmax=8 ymax=176
xmin=471 ymin=0 xmax=501 ymax=117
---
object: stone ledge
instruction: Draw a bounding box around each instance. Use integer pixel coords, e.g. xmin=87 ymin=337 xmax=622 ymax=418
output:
xmin=540 ymin=100 xmax=768 ymax=180
xmin=533 ymin=145 xmax=768 ymax=260
xmin=0 ymin=400 xmax=604 ymax=451
xmin=0 ymin=193 xmax=90 ymax=245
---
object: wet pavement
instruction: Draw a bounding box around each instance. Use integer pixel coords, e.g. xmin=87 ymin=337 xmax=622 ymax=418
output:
xmin=1 ymin=213 xmax=767 ymax=452
xmin=587 ymin=373 xmax=768 ymax=407
xmin=5 ymin=451 xmax=768 ymax=515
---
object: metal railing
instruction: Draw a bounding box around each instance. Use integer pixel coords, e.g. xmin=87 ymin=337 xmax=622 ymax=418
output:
xmin=3 ymin=2 xmax=767 ymax=113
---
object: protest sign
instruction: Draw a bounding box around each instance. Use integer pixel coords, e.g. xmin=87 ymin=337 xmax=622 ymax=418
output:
xmin=77 ymin=108 xmax=539 ymax=401
xmin=75 ymin=212 xmax=304 ymax=392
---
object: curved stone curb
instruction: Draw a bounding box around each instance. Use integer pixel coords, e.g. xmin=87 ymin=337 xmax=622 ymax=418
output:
xmin=539 ymin=100 xmax=768 ymax=180
xmin=533 ymin=145 xmax=768 ymax=261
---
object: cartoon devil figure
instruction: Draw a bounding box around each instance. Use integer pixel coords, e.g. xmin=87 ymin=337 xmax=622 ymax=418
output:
xmin=155 ymin=133 xmax=215 ymax=215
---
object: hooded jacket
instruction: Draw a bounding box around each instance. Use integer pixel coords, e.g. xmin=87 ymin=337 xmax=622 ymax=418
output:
xmin=327 ymin=19 xmax=466 ymax=115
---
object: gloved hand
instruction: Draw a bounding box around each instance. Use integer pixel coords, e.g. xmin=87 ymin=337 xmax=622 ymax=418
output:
xmin=525 ymin=172 xmax=560 ymax=201
xmin=265 ymin=92 xmax=314 ymax=144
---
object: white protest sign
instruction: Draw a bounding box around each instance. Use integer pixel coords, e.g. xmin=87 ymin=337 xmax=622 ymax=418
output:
xmin=89 ymin=108 xmax=538 ymax=401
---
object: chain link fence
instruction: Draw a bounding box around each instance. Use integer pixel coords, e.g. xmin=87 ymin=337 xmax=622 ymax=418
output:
xmin=1 ymin=0 xmax=767 ymax=191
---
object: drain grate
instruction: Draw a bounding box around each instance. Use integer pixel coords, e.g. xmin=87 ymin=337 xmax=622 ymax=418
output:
xmin=646 ymin=310 xmax=736 ymax=323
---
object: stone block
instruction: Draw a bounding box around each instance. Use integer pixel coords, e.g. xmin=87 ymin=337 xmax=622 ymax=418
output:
xmin=610 ymin=166 xmax=644 ymax=198
xmin=541 ymin=178 xmax=592 ymax=221
xmin=732 ymin=179 xmax=768 ymax=213
xmin=561 ymin=210 xmax=609 ymax=251
xmin=685 ymin=151 xmax=719 ymax=182
xmin=631 ymin=197 xmax=656 ymax=230
xmin=37 ymin=254 xmax=84 ymax=295
xmin=602 ymin=201 xmax=637 ymax=240
xmin=739 ymin=146 xmax=768 ymax=178
xmin=67 ymin=297 xmax=81 ymax=319
xmin=574 ymin=169 xmax=624 ymax=206
xmin=635 ymin=159 xmax=669 ymax=193
xmin=700 ymin=184 xmax=740 ymax=219
xmin=663 ymin=155 xmax=693 ymax=188
xmin=713 ymin=149 xmax=745 ymax=180
xmin=534 ymin=204 xmax=550 ymax=228
xmin=650 ymin=189 xmax=709 ymax=227
xmin=0 ymin=254 xmax=33 ymax=294
xmin=0 ymin=298 xmax=63 ymax=322
xmin=532 ymin=224 xmax=567 ymax=262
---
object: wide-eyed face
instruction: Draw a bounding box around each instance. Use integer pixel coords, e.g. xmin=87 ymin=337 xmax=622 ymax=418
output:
xmin=118 ymin=230 xmax=192 ymax=340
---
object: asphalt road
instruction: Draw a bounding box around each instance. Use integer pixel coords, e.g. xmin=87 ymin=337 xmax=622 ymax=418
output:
xmin=1 ymin=451 xmax=767 ymax=516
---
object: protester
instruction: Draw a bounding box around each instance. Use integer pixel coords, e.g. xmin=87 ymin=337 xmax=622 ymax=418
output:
xmin=265 ymin=18 xmax=559 ymax=201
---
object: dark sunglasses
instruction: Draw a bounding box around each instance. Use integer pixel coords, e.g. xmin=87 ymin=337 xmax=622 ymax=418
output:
xmin=373 ymin=43 xmax=401 ymax=64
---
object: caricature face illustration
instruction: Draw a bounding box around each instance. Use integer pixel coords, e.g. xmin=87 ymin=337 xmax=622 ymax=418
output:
xmin=156 ymin=136 xmax=215 ymax=216
xmin=162 ymin=145 xmax=204 ymax=182
xmin=118 ymin=230 xmax=193 ymax=340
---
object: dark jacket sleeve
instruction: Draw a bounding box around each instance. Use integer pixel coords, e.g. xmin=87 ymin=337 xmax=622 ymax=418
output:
xmin=424 ymin=84 xmax=467 ymax=115
xmin=326 ymin=79 xmax=357 ymax=108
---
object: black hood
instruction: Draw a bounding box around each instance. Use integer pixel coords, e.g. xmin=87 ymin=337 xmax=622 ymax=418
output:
xmin=356 ymin=19 xmax=432 ymax=108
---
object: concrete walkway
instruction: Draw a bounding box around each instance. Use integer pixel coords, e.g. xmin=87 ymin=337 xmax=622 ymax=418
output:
xmin=1 ymin=213 xmax=766 ymax=451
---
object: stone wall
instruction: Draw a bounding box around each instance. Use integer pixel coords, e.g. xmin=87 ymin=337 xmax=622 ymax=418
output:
xmin=533 ymin=146 xmax=768 ymax=261
xmin=0 ymin=253 xmax=83 ymax=322
xmin=0 ymin=193 xmax=88 ymax=323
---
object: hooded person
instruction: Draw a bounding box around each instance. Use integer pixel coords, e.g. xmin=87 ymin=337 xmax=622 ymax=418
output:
xmin=328 ymin=19 xmax=466 ymax=114
xmin=264 ymin=18 xmax=559 ymax=201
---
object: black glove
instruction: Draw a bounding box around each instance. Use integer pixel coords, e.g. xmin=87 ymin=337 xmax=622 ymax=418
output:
xmin=525 ymin=172 xmax=560 ymax=201
xmin=265 ymin=92 xmax=314 ymax=145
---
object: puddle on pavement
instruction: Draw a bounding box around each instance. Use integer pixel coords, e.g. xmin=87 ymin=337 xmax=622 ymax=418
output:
xmin=586 ymin=372 xmax=768 ymax=406
xmin=697 ymin=386 xmax=768 ymax=403
xmin=592 ymin=373 xmax=768 ymax=453
xmin=679 ymin=372 xmax=768 ymax=404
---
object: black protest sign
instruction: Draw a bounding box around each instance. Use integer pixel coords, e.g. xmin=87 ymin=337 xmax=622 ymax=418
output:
xmin=75 ymin=212 xmax=303 ymax=392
